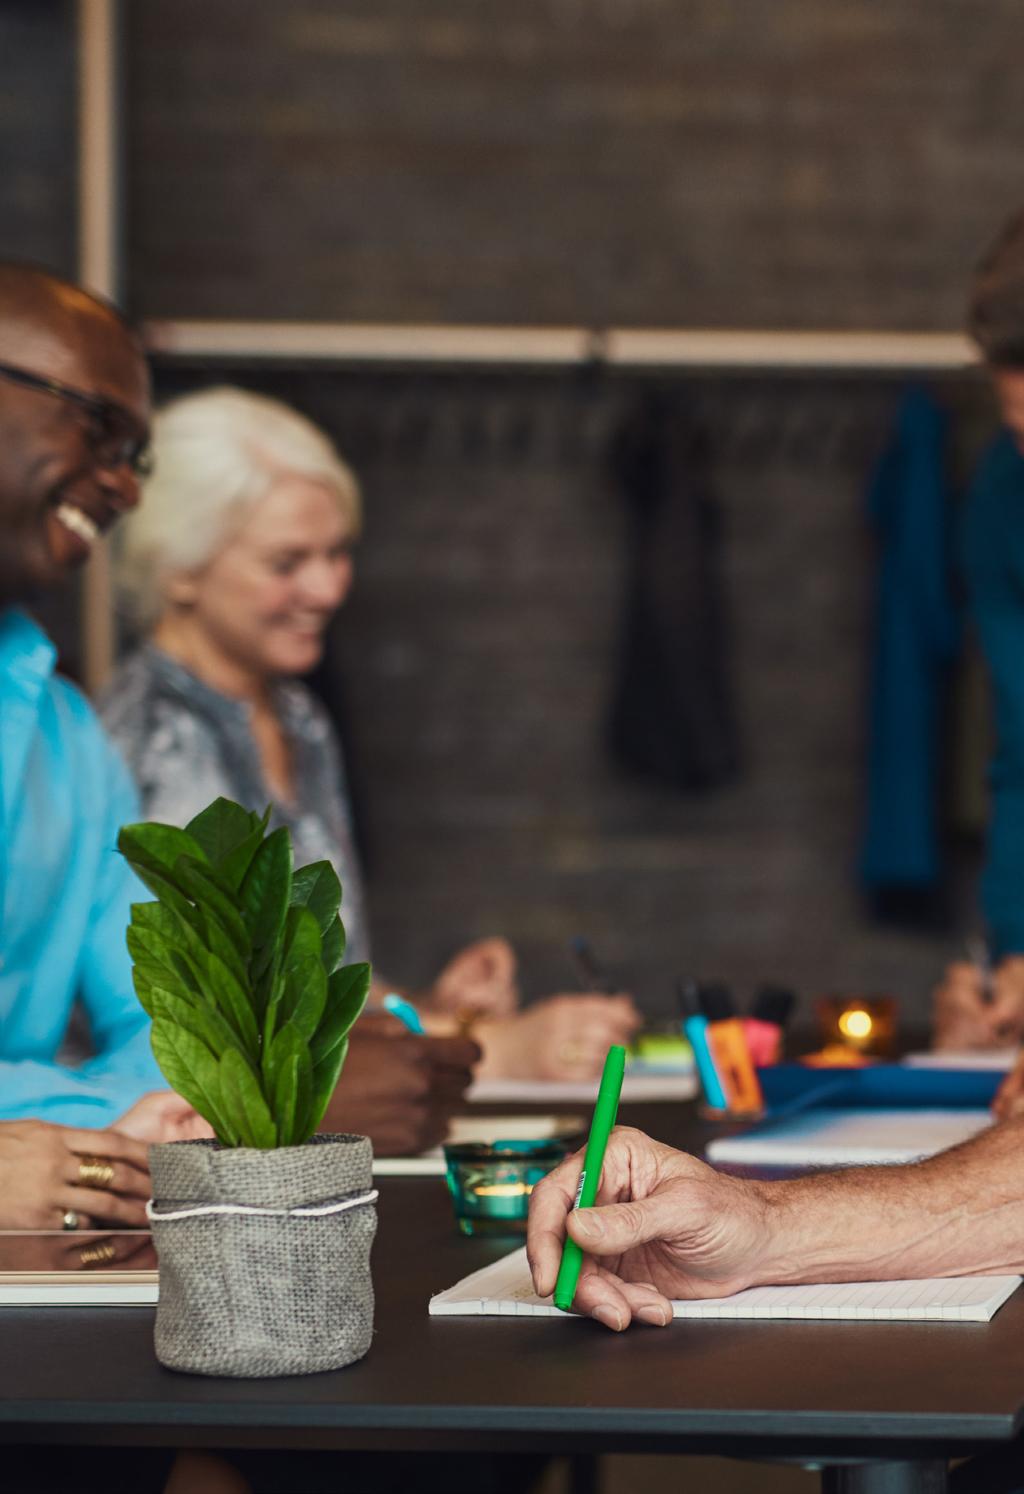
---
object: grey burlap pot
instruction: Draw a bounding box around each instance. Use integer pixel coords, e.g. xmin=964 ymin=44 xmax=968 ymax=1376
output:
xmin=148 ymin=1133 xmax=377 ymax=1378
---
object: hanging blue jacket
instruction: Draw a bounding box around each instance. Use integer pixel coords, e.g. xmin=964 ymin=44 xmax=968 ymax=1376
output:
xmin=962 ymin=432 xmax=1024 ymax=957
xmin=860 ymin=388 xmax=960 ymax=893
xmin=0 ymin=608 xmax=163 ymax=1124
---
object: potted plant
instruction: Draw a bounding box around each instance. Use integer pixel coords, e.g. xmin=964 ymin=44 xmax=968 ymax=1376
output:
xmin=118 ymin=796 xmax=374 ymax=1378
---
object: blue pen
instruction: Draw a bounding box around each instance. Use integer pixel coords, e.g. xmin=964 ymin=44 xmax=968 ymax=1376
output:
xmin=675 ymin=980 xmax=728 ymax=1110
xmin=382 ymin=993 xmax=426 ymax=1035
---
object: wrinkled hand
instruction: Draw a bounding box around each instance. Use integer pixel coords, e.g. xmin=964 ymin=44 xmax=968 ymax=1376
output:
xmin=321 ymin=1014 xmax=480 ymax=1155
xmin=478 ymin=995 xmax=640 ymax=1081
xmin=0 ymin=1120 xmax=151 ymax=1230
xmin=932 ymin=960 xmax=1024 ymax=1051
xmin=427 ymin=937 xmax=520 ymax=1020
xmin=527 ymin=1126 xmax=767 ymax=1330
xmin=114 ymin=1091 xmax=215 ymax=1144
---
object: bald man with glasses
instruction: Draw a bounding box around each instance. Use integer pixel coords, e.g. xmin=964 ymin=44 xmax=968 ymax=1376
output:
xmin=0 ymin=264 xmax=204 ymax=1229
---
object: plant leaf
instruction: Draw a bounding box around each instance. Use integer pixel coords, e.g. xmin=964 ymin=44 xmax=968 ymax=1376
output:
xmin=309 ymin=1036 xmax=349 ymax=1134
xmin=312 ymin=963 xmax=371 ymax=1062
xmin=118 ymin=822 xmax=210 ymax=884
xmin=281 ymin=905 xmax=322 ymax=968
xmin=149 ymin=983 xmax=239 ymax=1063
xmin=216 ymin=823 xmax=267 ymax=892
xmin=200 ymin=950 xmax=261 ymax=1062
xmin=240 ymin=827 xmax=292 ymax=952
xmin=275 ymin=954 xmax=327 ymax=1043
xmin=174 ymin=855 xmax=251 ymax=964
xmin=184 ymin=797 xmax=261 ymax=863
xmin=219 ymin=1048 xmax=276 ymax=1149
xmin=290 ymin=861 xmax=341 ymax=935
xmin=265 ymin=1022 xmax=313 ymax=1146
xmin=320 ymin=915 xmax=345 ymax=974
xmin=149 ymin=1018 xmax=231 ymax=1141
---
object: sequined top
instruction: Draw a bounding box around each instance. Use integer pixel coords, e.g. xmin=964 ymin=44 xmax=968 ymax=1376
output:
xmin=99 ymin=645 xmax=370 ymax=963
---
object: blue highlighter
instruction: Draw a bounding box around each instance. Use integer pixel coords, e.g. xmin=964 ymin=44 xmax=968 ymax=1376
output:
xmin=675 ymin=979 xmax=728 ymax=1109
xmin=382 ymin=993 xmax=426 ymax=1035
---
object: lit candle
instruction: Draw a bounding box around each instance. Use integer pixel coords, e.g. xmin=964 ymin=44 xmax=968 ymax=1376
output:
xmin=471 ymin=1180 xmax=534 ymax=1220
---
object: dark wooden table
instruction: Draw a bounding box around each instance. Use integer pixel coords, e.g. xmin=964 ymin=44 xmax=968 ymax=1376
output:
xmin=1 ymin=1100 xmax=1023 ymax=1494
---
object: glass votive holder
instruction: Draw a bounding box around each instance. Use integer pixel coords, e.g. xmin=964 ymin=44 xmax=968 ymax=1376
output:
xmin=443 ymin=1139 xmax=573 ymax=1237
xmin=814 ymin=995 xmax=898 ymax=1058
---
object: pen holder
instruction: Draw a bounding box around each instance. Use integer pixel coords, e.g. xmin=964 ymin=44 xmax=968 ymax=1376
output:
xmin=443 ymin=1139 xmax=573 ymax=1237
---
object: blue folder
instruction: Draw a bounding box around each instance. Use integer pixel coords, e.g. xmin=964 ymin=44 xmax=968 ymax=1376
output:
xmin=758 ymin=1063 xmax=1001 ymax=1118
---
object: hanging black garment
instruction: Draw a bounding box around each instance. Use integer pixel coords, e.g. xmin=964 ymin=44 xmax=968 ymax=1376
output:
xmin=606 ymin=393 xmax=740 ymax=791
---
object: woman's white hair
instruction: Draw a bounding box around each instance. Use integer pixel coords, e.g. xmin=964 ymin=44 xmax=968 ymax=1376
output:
xmin=116 ymin=385 xmax=362 ymax=632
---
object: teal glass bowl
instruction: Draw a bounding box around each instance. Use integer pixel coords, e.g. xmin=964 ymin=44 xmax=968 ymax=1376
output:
xmin=443 ymin=1139 xmax=574 ymax=1236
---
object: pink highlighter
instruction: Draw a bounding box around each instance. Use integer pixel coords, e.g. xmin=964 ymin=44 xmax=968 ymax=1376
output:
xmin=742 ymin=985 xmax=796 ymax=1068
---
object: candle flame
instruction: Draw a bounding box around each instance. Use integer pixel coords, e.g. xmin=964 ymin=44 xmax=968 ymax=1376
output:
xmin=838 ymin=1008 xmax=873 ymax=1040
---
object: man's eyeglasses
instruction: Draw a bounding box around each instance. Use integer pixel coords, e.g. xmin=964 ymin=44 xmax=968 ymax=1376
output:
xmin=0 ymin=360 xmax=152 ymax=478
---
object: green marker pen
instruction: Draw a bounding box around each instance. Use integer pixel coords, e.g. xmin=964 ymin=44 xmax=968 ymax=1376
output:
xmin=553 ymin=1043 xmax=627 ymax=1313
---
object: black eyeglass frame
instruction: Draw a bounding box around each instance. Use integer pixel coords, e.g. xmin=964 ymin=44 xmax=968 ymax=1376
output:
xmin=0 ymin=360 xmax=152 ymax=477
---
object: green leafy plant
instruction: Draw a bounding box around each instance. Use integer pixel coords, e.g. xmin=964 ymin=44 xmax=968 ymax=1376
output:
xmin=118 ymin=796 xmax=370 ymax=1149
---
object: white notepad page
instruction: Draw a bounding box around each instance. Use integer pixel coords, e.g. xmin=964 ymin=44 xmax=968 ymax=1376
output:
xmin=428 ymin=1247 xmax=1020 ymax=1323
xmin=468 ymin=1072 xmax=697 ymax=1105
xmin=705 ymin=1108 xmax=994 ymax=1167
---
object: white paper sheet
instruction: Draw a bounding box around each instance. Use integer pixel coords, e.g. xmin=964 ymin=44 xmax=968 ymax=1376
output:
xmin=428 ymin=1246 xmax=1020 ymax=1323
xmin=705 ymin=1108 xmax=993 ymax=1166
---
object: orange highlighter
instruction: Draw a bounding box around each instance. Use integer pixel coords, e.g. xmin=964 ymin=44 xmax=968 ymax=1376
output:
xmin=698 ymin=984 xmax=764 ymax=1115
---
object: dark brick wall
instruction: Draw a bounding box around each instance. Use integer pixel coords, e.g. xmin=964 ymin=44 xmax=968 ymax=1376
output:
xmin=0 ymin=0 xmax=76 ymax=274
xmin=127 ymin=0 xmax=1023 ymax=329
xmin=0 ymin=0 xmax=79 ymax=672
xmin=153 ymin=362 xmax=996 ymax=1020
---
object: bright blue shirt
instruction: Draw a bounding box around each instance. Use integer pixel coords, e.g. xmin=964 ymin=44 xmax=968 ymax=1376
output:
xmin=0 ymin=609 xmax=162 ymax=1125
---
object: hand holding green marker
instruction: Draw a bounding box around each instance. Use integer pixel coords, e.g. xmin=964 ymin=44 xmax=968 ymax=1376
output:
xmin=553 ymin=1043 xmax=627 ymax=1312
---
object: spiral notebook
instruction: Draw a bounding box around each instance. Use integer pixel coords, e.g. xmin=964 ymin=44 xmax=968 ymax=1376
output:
xmin=428 ymin=1247 xmax=1021 ymax=1322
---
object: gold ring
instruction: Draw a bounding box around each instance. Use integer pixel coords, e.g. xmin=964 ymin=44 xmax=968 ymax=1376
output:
xmin=79 ymin=1242 xmax=117 ymax=1269
xmin=62 ymin=1210 xmax=80 ymax=1231
xmin=557 ymin=1042 xmax=587 ymax=1067
xmin=77 ymin=1157 xmax=116 ymax=1188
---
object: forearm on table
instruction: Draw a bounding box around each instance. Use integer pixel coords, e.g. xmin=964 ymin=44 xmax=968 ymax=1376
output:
xmin=752 ymin=1117 xmax=1024 ymax=1286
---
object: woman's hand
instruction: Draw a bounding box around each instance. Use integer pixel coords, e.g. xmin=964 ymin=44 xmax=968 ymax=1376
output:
xmin=425 ymin=937 xmax=520 ymax=1021
xmin=475 ymin=994 xmax=641 ymax=1081
xmin=113 ymin=1090 xmax=215 ymax=1143
xmin=932 ymin=959 xmax=1024 ymax=1051
xmin=0 ymin=1120 xmax=151 ymax=1230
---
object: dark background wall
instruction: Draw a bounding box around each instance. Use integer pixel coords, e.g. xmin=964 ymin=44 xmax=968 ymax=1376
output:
xmin=152 ymin=361 xmax=995 ymax=1015
xmin=4 ymin=0 xmax=1019 ymax=1019
xmin=125 ymin=0 xmax=1024 ymax=329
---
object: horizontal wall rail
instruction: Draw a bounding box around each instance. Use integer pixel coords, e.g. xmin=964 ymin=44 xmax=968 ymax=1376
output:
xmin=145 ymin=320 xmax=975 ymax=373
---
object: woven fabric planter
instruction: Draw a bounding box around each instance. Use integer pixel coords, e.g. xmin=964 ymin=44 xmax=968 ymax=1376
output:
xmin=148 ymin=1133 xmax=377 ymax=1378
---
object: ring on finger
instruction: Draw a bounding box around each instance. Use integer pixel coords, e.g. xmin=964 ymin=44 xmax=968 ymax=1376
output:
xmin=77 ymin=1157 xmax=116 ymax=1188
xmin=62 ymin=1210 xmax=81 ymax=1231
xmin=557 ymin=1041 xmax=588 ymax=1067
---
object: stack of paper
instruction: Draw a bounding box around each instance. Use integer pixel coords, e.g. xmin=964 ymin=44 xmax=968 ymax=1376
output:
xmin=705 ymin=1108 xmax=994 ymax=1167
xmin=428 ymin=1247 xmax=1020 ymax=1323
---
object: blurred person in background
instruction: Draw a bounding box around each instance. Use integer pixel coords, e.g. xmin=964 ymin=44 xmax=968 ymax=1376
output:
xmin=102 ymin=386 xmax=638 ymax=1087
xmin=0 ymin=262 xmax=206 ymax=1166
xmin=932 ymin=208 xmax=1024 ymax=1065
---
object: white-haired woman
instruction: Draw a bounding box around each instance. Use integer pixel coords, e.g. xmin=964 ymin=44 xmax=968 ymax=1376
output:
xmin=101 ymin=386 xmax=638 ymax=1082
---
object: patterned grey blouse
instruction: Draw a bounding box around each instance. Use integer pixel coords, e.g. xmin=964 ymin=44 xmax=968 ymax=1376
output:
xmin=99 ymin=645 xmax=370 ymax=964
